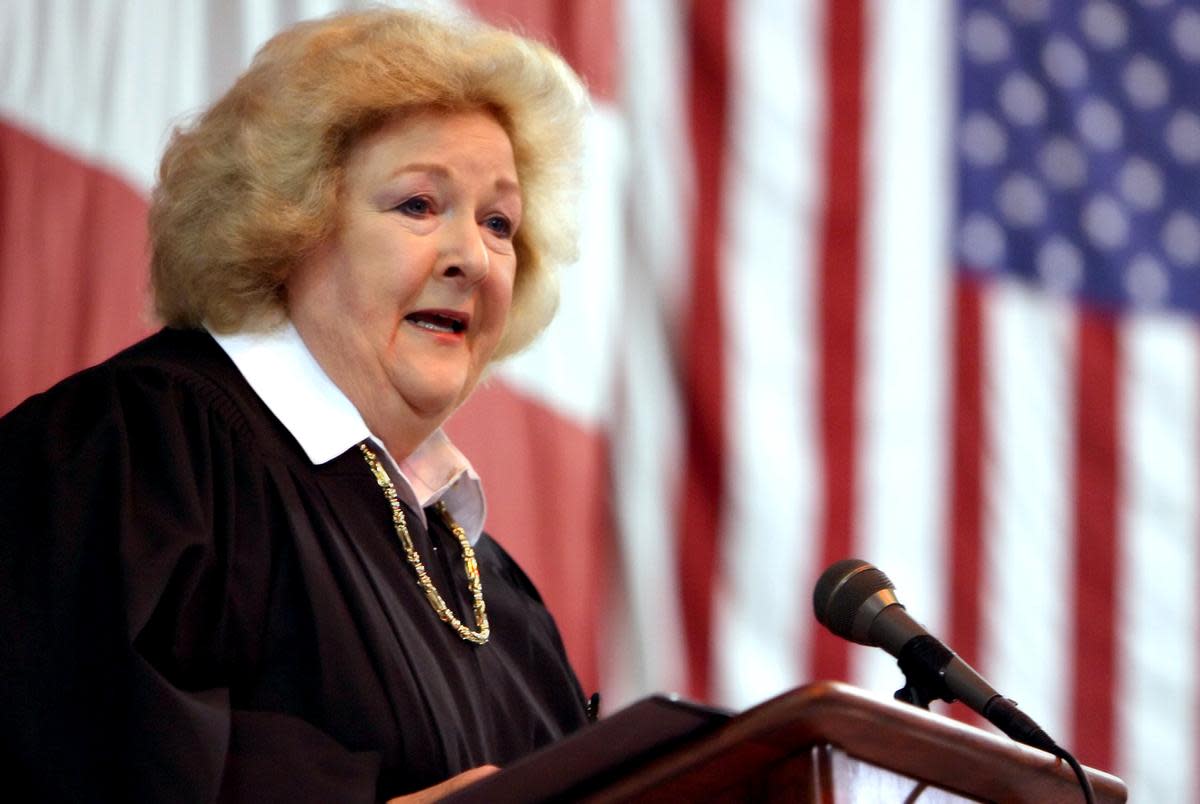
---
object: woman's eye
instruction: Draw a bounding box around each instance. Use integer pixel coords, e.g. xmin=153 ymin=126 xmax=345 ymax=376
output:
xmin=484 ymin=215 xmax=514 ymax=238
xmin=396 ymin=196 xmax=433 ymax=216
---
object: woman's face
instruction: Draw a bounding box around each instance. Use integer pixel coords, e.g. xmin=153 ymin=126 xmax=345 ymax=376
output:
xmin=287 ymin=108 xmax=521 ymax=455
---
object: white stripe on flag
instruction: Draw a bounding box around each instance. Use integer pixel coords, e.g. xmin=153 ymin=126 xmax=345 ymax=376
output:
xmin=714 ymin=0 xmax=822 ymax=708
xmin=239 ymin=1 xmax=285 ymax=59
xmin=0 ymin=0 xmax=208 ymax=192
xmin=982 ymin=282 xmax=1075 ymax=740
xmin=853 ymin=0 xmax=954 ymax=698
xmin=605 ymin=0 xmax=692 ymax=706
xmin=1117 ymin=314 xmax=1199 ymax=801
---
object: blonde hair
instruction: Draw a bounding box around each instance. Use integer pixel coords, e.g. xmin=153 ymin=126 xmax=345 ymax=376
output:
xmin=150 ymin=7 xmax=588 ymax=358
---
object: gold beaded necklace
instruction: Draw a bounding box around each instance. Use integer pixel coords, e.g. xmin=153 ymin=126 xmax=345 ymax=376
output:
xmin=360 ymin=442 xmax=490 ymax=645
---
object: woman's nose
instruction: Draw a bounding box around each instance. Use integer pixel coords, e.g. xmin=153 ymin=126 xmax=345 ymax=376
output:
xmin=439 ymin=217 xmax=489 ymax=285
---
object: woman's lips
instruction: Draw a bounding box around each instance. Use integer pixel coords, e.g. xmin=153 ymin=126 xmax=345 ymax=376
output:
xmin=404 ymin=309 xmax=469 ymax=334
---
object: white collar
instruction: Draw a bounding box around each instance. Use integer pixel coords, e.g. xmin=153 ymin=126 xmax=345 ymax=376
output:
xmin=208 ymin=322 xmax=487 ymax=544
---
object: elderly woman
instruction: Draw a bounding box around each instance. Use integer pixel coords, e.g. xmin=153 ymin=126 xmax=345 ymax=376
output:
xmin=0 ymin=8 xmax=589 ymax=802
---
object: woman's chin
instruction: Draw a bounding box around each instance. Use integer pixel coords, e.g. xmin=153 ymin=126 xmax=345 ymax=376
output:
xmin=397 ymin=380 xmax=471 ymax=422
xmin=388 ymin=355 xmax=486 ymax=416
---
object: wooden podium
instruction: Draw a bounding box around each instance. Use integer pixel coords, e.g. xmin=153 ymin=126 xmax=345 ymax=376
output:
xmin=580 ymin=681 xmax=1126 ymax=803
xmin=448 ymin=680 xmax=1126 ymax=802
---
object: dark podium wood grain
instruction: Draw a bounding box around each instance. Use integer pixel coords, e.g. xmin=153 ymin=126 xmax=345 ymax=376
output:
xmin=581 ymin=681 xmax=1126 ymax=803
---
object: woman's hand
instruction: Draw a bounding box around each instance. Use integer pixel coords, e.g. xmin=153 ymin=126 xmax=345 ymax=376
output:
xmin=385 ymin=765 xmax=500 ymax=803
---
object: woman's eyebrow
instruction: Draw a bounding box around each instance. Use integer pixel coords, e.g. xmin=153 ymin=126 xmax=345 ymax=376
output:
xmin=390 ymin=163 xmax=520 ymax=194
xmin=390 ymin=162 xmax=450 ymax=180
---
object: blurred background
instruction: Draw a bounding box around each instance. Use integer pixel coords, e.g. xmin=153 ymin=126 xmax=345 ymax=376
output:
xmin=2 ymin=0 xmax=1197 ymax=799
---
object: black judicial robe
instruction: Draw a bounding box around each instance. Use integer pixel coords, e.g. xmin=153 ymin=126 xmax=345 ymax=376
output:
xmin=0 ymin=328 xmax=588 ymax=803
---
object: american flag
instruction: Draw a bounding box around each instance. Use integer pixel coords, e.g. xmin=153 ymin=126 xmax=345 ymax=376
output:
xmin=2 ymin=1 xmax=1197 ymax=799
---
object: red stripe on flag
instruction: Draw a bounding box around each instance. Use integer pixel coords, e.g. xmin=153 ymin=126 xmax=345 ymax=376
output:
xmin=811 ymin=0 xmax=866 ymax=683
xmin=677 ymin=0 xmax=729 ymax=701
xmin=0 ymin=119 xmax=152 ymax=415
xmin=1071 ymin=311 xmax=1120 ymax=769
xmin=948 ymin=277 xmax=986 ymax=670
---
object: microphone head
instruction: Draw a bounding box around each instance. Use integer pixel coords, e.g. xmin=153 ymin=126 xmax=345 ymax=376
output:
xmin=813 ymin=558 xmax=897 ymax=644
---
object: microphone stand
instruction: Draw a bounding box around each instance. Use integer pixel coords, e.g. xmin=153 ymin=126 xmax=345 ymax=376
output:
xmin=893 ymin=635 xmax=957 ymax=710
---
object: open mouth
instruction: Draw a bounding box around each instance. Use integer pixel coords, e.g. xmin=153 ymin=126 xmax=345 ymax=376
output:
xmin=405 ymin=310 xmax=468 ymax=334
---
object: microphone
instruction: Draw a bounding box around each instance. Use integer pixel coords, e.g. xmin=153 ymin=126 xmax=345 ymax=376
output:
xmin=812 ymin=558 xmax=1055 ymax=752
